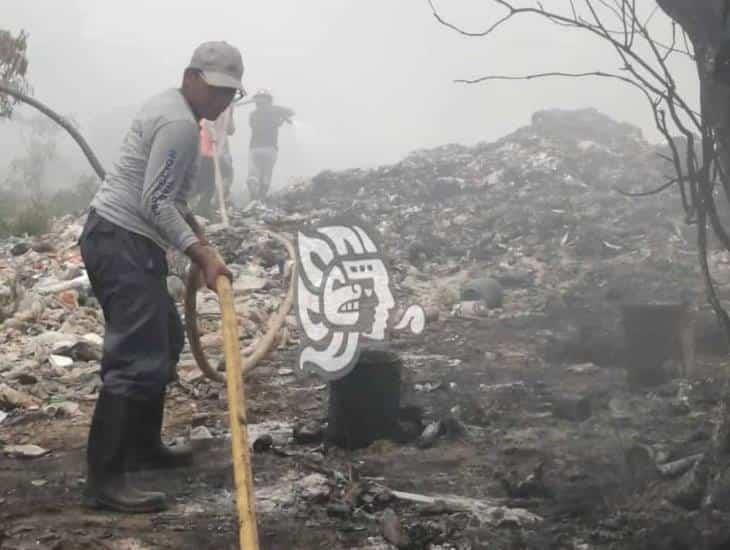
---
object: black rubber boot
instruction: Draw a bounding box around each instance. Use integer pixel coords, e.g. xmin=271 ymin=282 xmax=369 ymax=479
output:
xmin=126 ymin=392 xmax=193 ymax=472
xmin=82 ymin=389 xmax=167 ymax=513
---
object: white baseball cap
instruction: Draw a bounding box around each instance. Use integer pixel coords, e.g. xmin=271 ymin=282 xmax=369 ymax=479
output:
xmin=188 ymin=41 xmax=245 ymax=91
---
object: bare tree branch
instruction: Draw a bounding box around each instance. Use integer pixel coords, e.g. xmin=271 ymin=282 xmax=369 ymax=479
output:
xmin=615 ymin=177 xmax=678 ymax=197
xmin=428 ymin=0 xmax=730 ymax=353
xmin=0 ymin=81 xmax=106 ymax=180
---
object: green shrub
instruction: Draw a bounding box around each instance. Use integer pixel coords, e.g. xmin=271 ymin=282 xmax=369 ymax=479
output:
xmin=12 ymin=201 xmax=51 ymax=236
xmin=0 ymin=174 xmax=99 ymax=237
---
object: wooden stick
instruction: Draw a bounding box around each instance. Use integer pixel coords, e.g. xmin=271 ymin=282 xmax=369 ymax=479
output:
xmin=212 ymin=143 xmax=230 ymax=227
xmin=217 ymin=275 xmax=259 ymax=549
xmin=207 ymin=110 xmax=231 ymax=227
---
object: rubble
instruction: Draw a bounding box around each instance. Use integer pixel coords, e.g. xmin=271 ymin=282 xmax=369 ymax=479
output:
xmin=381 ymin=508 xmax=410 ymax=548
xmin=0 ymin=383 xmax=40 ymax=409
xmin=3 ymin=444 xmax=50 ymax=459
xmin=551 ymin=393 xmax=592 ymax=422
xmin=5 ymin=108 xmax=730 ymax=547
xmin=293 ymin=420 xmax=324 ymax=444
xmin=274 ymin=108 xmax=716 ymax=366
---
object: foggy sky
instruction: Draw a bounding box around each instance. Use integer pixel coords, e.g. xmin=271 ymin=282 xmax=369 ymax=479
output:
xmin=2 ymin=1 xmax=699 ymax=191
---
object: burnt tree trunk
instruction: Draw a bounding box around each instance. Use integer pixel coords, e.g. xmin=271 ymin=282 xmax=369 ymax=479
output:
xmin=658 ymin=1 xmax=730 ymax=181
xmin=326 ymin=349 xmax=404 ymax=450
xmin=0 ymin=81 xmax=106 ymax=180
xmin=659 ymin=0 xmax=730 ymax=456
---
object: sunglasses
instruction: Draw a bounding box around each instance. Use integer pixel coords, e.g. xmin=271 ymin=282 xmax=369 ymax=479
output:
xmin=199 ymin=71 xmax=246 ymax=102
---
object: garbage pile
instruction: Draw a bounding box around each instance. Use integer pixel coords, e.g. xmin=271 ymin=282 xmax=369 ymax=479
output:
xmin=0 ymin=214 xmax=296 ymax=432
xmin=269 ymin=108 xmax=724 ymax=364
xmin=4 ymin=107 xmax=730 ymax=547
xmin=2 ymin=107 xmax=725 ymax=426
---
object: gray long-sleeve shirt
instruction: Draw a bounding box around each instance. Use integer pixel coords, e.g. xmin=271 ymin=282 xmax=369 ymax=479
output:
xmin=90 ymin=88 xmax=200 ymax=253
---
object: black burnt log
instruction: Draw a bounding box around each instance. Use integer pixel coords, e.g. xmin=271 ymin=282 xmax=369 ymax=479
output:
xmin=325 ymin=349 xmax=404 ymax=450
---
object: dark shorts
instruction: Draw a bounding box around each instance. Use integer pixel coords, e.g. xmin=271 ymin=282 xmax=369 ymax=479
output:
xmin=80 ymin=210 xmax=184 ymax=398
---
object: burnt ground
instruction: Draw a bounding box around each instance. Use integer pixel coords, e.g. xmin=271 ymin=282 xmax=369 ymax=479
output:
xmin=3 ymin=313 xmax=730 ymax=550
xmin=5 ymin=109 xmax=730 ymax=549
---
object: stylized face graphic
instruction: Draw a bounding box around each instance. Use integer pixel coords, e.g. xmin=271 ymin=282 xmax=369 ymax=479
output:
xmin=295 ymin=223 xmax=424 ymax=381
xmin=321 ymin=258 xmax=395 ymax=339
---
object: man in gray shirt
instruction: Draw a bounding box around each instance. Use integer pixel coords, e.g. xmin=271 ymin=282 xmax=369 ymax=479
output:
xmin=79 ymin=41 xmax=245 ymax=513
xmin=242 ymin=89 xmax=294 ymax=200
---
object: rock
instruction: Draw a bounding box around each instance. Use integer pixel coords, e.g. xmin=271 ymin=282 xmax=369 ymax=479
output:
xmin=57 ymin=290 xmax=79 ymax=308
xmin=293 ymin=421 xmax=323 ymax=444
xmin=179 ymin=363 xmax=203 ymax=383
xmin=417 ymin=421 xmax=444 ymax=449
xmin=11 ymin=371 xmax=38 ymax=385
xmin=189 ymin=426 xmax=213 ymax=451
xmin=108 ymin=538 xmax=153 ymax=550
xmin=233 ymin=275 xmax=267 ymax=292
xmin=624 ymin=445 xmax=660 ymax=490
xmin=551 ymin=394 xmax=592 ymax=422
xmin=495 ymin=270 xmax=534 ymax=288
xmin=59 ymin=265 xmax=83 ymax=281
xmin=382 ymin=508 xmax=410 ymax=548
xmin=190 ymin=426 xmax=214 ymax=441
xmin=373 ymin=487 xmax=394 ymax=506
xmin=461 ymin=276 xmax=504 ymax=309
xmin=499 ymin=462 xmax=551 ymax=499
xmin=44 ymin=401 xmax=80 ymax=418
xmin=31 ymin=240 xmax=55 ymax=253
xmin=638 ymin=518 xmax=702 ymax=550
xmin=295 ymin=473 xmax=331 ymax=502
xmin=566 ymin=363 xmax=601 ymax=374
xmin=706 ymin=465 xmax=730 ymax=512
xmin=0 ymin=383 xmax=40 ymax=409
xmin=200 ymin=333 xmax=223 ymax=349
xmin=253 ymin=434 xmax=273 ymax=453
xmin=668 ymin=454 xmax=710 ymax=510
xmin=167 ymin=275 xmax=185 ymax=301
xmin=10 ymin=242 xmax=30 ymax=256
xmin=326 ymin=503 xmax=351 ymax=518
xmin=66 ymin=341 xmax=102 ymax=362
xmin=191 ymin=412 xmax=212 ymax=427
xmin=4 ymin=444 xmax=50 ymax=458
xmin=35 ymin=331 xmax=75 ymax=348
xmin=0 ymin=276 xmax=19 ymax=322
xmin=82 ymin=333 xmax=104 ymax=347
xmin=49 ymin=355 xmax=74 ymax=369
xmin=13 ymin=293 xmax=45 ymax=322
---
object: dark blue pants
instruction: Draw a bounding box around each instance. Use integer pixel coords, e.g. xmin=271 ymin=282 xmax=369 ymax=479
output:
xmin=80 ymin=210 xmax=184 ymax=399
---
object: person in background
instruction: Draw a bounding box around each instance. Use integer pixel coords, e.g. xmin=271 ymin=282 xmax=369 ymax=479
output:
xmin=243 ymin=89 xmax=294 ymax=201
xmin=194 ymin=104 xmax=235 ymax=218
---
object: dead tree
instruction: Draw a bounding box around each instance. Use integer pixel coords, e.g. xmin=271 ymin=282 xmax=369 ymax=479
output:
xmin=0 ymin=82 xmax=106 ymax=180
xmin=0 ymin=29 xmax=30 ymax=118
xmin=427 ymin=1 xmax=730 ymax=460
xmin=428 ymin=0 xmax=730 ymax=320
xmin=0 ymin=28 xmax=105 ymax=179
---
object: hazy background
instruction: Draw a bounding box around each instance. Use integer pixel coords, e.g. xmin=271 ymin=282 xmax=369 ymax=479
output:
xmin=1 ymin=0 xmax=699 ymax=194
